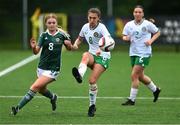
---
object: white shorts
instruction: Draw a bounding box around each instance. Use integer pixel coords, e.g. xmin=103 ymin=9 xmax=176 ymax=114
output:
xmin=37 ymin=68 xmax=60 ymax=79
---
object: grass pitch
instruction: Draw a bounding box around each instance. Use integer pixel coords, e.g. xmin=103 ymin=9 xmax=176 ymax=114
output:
xmin=0 ymin=49 xmax=180 ymax=124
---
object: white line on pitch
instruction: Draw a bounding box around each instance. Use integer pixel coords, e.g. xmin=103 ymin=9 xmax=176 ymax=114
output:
xmin=0 ymin=47 xmax=68 ymax=78
xmin=0 ymin=96 xmax=180 ymax=100
xmin=0 ymin=54 xmax=39 ymax=77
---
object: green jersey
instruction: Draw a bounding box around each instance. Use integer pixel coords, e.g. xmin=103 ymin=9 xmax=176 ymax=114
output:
xmin=37 ymin=29 xmax=70 ymax=71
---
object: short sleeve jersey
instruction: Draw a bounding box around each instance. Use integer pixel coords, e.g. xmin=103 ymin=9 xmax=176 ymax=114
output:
xmin=37 ymin=29 xmax=70 ymax=71
xmin=122 ymin=19 xmax=159 ymax=57
xmin=79 ymin=23 xmax=111 ymax=59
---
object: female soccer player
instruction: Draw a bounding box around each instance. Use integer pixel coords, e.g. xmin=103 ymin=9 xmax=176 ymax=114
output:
xmin=72 ymin=8 xmax=112 ymax=117
xmin=122 ymin=5 xmax=161 ymax=105
xmin=11 ymin=13 xmax=73 ymax=115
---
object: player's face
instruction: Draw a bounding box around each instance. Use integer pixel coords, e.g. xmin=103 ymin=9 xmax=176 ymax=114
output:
xmin=46 ymin=18 xmax=57 ymax=31
xmin=133 ymin=8 xmax=144 ymax=22
xmin=88 ymin=12 xmax=99 ymax=28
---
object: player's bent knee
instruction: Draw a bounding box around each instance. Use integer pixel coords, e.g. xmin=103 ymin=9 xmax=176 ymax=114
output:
xmin=82 ymin=52 xmax=89 ymax=58
xmin=89 ymin=78 xmax=97 ymax=84
xmin=82 ymin=52 xmax=90 ymax=58
xmin=131 ymin=73 xmax=140 ymax=80
xmin=30 ymin=84 xmax=41 ymax=92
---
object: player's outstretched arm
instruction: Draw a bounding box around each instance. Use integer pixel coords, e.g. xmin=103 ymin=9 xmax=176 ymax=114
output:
xmin=64 ymin=40 xmax=73 ymax=51
xmin=145 ymin=31 xmax=160 ymax=46
xmin=72 ymin=36 xmax=83 ymax=50
xmin=30 ymin=38 xmax=41 ymax=55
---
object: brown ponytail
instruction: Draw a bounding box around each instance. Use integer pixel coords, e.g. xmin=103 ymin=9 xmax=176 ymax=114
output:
xmin=149 ymin=18 xmax=155 ymax=24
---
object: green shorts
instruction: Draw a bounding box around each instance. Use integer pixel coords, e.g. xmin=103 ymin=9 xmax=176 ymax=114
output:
xmin=130 ymin=56 xmax=151 ymax=68
xmin=93 ymin=55 xmax=110 ymax=69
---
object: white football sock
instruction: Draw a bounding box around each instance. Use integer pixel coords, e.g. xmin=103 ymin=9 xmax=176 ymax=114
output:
xmin=147 ymin=81 xmax=157 ymax=92
xmin=129 ymin=88 xmax=138 ymax=102
xmin=89 ymin=84 xmax=98 ymax=106
xmin=78 ymin=63 xmax=87 ymax=78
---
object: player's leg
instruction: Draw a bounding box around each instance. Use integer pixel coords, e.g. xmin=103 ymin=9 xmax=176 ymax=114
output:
xmin=38 ymin=70 xmax=59 ymax=110
xmin=39 ymin=86 xmax=57 ymax=111
xmin=88 ymin=63 xmax=106 ymax=117
xmin=72 ymin=52 xmax=94 ymax=83
xmin=139 ymin=72 xmax=161 ymax=102
xmin=138 ymin=56 xmax=161 ymax=102
xmin=11 ymin=76 xmax=53 ymax=115
xmin=11 ymin=88 xmax=36 ymax=115
xmin=89 ymin=64 xmax=105 ymax=106
xmin=122 ymin=56 xmax=151 ymax=105
xmin=122 ymin=56 xmax=138 ymax=105
xmin=122 ymin=65 xmax=143 ymax=106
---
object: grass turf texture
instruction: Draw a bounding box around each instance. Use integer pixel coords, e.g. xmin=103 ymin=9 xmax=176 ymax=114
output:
xmin=0 ymin=50 xmax=180 ymax=124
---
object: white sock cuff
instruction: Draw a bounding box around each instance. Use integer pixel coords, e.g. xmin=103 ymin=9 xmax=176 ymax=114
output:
xmin=89 ymin=84 xmax=98 ymax=91
xmin=131 ymin=88 xmax=138 ymax=93
xmin=79 ymin=63 xmax=87 ymax=68
xmin=78 ymin=63 xmax=87 ymax=77
xmin=129 ymin=88 xmax=138 ymax=102
xmin=147 ymin=81 xmax=157 ymax=92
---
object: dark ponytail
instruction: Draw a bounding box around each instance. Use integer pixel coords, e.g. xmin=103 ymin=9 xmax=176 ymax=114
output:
xmin=149 ymin=18 xmax=155 ymax=24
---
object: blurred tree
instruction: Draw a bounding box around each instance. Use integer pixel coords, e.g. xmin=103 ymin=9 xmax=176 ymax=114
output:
xmin=0 ymin=0 xmax=180 ymax=49
xmin=113 ymin=0 xmax=137 ymax=17
xmin=0 ymin=0 xmax=22 ymax=17
xmin=1 ymin=0 xmax=180 ymax=17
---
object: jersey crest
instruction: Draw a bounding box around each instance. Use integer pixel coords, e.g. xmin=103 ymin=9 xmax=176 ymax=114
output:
xmin=142 ymin=27 xmax=147 ymax=32
xmin=56 ymin=38 xmax=60 ymax=43
xmin=93 ymin=32 xmax=99 ymax=37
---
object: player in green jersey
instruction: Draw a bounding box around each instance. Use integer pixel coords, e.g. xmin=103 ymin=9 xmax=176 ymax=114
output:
xmin=11 ymin=13 xmax=73 ymax=115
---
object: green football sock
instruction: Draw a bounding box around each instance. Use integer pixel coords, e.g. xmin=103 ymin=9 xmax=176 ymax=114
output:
xmin=17 ymin=89 xmax=36 ymax=110
xmin=41 ymin=89 xmax=53 ymax=100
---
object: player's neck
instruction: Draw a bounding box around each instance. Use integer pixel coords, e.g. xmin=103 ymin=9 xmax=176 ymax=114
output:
xmin=48 ymin=29 xmax=58 ymax=35
xmin=89 ymin=22 xmax=99 ymax=30
xmin=134 ymin=18 xmax=144 ymax=25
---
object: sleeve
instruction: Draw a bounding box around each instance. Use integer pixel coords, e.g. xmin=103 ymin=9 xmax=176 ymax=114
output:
xmin=148 ymin=22 xmax=159 ymax=34
xmin=101 ymin=24 xmax=111 ymax=37
xmin=37 ymin=33 xmax=44 ymax=47
xmin=122 ymin=23 xmax=129 ymax=36
xmin=79 ymin=24 xmax=86 ymax=38
xmin=58 ymin=28 xmax=71 ymax=41
xmin=63 ymin=32 xmax=71 ymax=41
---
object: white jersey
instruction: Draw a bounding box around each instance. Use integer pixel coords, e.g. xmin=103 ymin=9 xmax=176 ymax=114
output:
xmin=79 ymin=22 xmax=111 ymax=59
xmin=122 ymin=19 xmax=159 ymax=57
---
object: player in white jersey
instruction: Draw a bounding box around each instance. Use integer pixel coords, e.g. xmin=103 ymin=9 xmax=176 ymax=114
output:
xmin=122 ymin=5 xmax=161 ymax=105
xmin=72 ymin=8 xmax=112 ymax=117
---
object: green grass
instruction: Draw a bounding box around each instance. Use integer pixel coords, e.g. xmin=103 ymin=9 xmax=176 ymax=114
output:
xmin=0 ymin=50 xmax=180 ymax=124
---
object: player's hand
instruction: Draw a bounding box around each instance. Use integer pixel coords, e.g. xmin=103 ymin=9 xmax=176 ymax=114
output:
xmin=72 ymin=44 xmax=78 ymax=50
xmin=30 ymin=38 xmax=36 ymax=48
xmin=145 ymin=40 xmax=152 ymax=46
xmin=122 ymin=36 xmax=130 ymax=41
